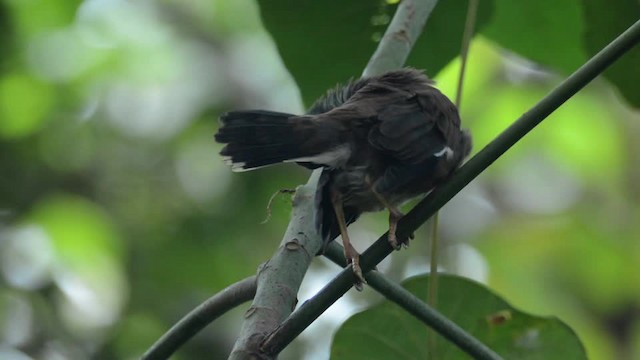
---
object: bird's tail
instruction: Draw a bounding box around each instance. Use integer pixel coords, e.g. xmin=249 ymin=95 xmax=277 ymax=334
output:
xmin=215 ymin=110 xmax=344 ymax=171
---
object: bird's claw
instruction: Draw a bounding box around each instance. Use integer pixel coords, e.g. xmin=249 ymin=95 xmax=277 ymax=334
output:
xmin=388 ymin=232 xmax=402 ymax=250
xmin=349 ymin=255 xmax=366 ymax=291
xmin=388 ymin=229 xmax=415 ymax=250
xmin=401 ymin=232 xmax=415 ymax=249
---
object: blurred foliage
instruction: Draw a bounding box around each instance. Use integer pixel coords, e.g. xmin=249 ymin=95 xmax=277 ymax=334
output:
xmin=332 ymin=275 xmax=586 ymax=359
xmin=0 ymin=1 xmax=638 ymax=360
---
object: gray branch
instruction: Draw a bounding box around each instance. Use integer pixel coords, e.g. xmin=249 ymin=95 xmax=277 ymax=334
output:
xmin=228 ymin=171 xmax=323 ymax=359
xmin=364 ymin=0 xmax=439 ymax=77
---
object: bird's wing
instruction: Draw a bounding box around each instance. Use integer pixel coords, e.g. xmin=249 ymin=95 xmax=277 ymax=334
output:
xmin=368 ymin=93 xmax=452 ymax=164
xmin=367 ymin=92 xmax=462 ymax=194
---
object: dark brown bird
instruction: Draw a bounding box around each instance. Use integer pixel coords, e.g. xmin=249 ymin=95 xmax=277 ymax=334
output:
xmin=215 ymin=68 xmax=471 ymax=286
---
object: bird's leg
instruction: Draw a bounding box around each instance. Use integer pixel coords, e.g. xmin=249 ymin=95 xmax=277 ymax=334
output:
xmin=387 ymin=207 xmax=405 ymax=250
xmin=365 ymin=176 xmax=410 ymax=250
xmin=331 ymin=189 xmax=366 ymax=289
xmin=386 ymin=207 xmax=415 ymax=249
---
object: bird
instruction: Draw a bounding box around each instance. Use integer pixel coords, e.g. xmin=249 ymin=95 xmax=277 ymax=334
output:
xmin=214 ymin=68 xmax=472 ymax=287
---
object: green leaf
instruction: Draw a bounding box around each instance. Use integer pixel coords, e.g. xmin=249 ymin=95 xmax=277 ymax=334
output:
xmin=481 ymin=0 xmax=587 ymax=74
xmin=257 ymin=0 xmax=493 ymax=106
xmin=581 ymin=0 xmax=640 ymax=107
xmin=481 ymin=0 xmax=640 ymax=107
xmin=331 ymin=275 xmax=586 ymax=360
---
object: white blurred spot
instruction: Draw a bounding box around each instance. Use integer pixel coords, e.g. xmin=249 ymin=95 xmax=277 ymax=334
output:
xmin=404 ymin=256 xmax=444 ymax=279
xmin=434 ymin=146 xmax=453 ymax=159
xmin=227 ymin=34 xmax=303 ymax=113
xmin=176 ymin=136 xmax=232 ymax=203
xmin=495 ymin=154 xmax=582 ymax=214
xmin=27 ymin=29 xmax=97 ymax=82
xmin=54 ymin=264 xmax=127 ymax=332
xmin=441 ymin=244 xmax=489 ymax=283
xmin=502 ymin=53 xmax=553 ymax=84
xmin=297 ymin=263 xmax=364 ymax=360
xmin=41 ymin=341 xmax=85 ymax=360
xmin=1 ymin=225 xmax=55 ymax=290
xmin=103 ymin=42 xmax=225 ymax=140
xmin=515 ymin=328 xmax=541 ymax=349
xmin=440 ymin=181 xmax=496 ymax=239
xmin=0 ymin=347 xmax=33 ymax=360
xmin=76 ymin=0 xmax=168 ymax=49
xmin=0 ymin=293 xmax=34 ymax=347
xmin=105 ymin=81 xmax=194 ymax=139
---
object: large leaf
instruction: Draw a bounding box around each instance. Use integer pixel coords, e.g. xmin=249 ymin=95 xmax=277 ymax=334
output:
xmin=256 ymin=0 xmax=493 ymax=106
xmin=331 ymin=275 xmax=587 ymax=360
xmin=480 ymin=0 xmax=640 ymax=107
xmin=581 ymin=0 xmax=640 ymax=106
xmin=480 ymin=0 xmax=587 ymax=74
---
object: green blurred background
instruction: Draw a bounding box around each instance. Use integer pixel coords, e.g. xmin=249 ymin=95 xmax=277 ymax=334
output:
xmin=0 ymin=0 xmax=639 ymax=359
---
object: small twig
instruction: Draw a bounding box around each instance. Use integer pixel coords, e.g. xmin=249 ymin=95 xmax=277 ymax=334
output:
xmin=142 ymin=276 xmax=257 ymax=360
xmin=427 ymin=213 xmax=439 ymax=356
xmin=428 ymin=0 xmax=479 ymax=356
xmin=455 ymin=0 xmax=479 ymax=109
xmin=427 ymin=215 xmax=440 ymax=309
xmin=261 ymin=189 xmax=297 ymax=224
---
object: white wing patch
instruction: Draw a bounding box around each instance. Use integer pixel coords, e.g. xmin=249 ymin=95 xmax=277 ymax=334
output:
xmin=223 ymin=156 xmax=269 ymax=172
xmin=286 ymin=145 xmax=351 ymax=168
xmin=434 ymin=146 xmax=454 ymax=160
xmin=224 ymin=145 xmax=352 ymax=172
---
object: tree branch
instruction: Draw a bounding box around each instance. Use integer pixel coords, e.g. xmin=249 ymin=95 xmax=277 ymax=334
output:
xmin=364 ymin=0 xmax=439 ymax=77
xmin=228 ymin=171 xmax=323 ymax=359
xmin=260 ymin=18 xmax=640 ymax=356
xmin=142 ymin=276 xmax=257 ymax=360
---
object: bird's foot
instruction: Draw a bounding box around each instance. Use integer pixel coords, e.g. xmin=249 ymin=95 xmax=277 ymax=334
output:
xmin=388 ymin=231 xmax=401 ymax=250
xmin=388 ymin=227 xmax=414 ymax=249
xmin=344 ymin=245 xmax=366 ymax=291
xmin=350 ymin=255 xmax=366 ymax=291
xmin=388 ymin=208 xmax=405 ymax=250
xmin=402 ymin=232 xmax=415 ymax=249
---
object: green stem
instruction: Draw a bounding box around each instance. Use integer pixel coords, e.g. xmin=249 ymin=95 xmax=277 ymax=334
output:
xmin=427 ymin=212 xmax=439 ymax=356
xmin=427 ymin=0 xmax=478 ymax=355
xmin=142 ymin=276 xmax=257 ymax=360
xmin=455 ymin=0 xmax=479 ymax=108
